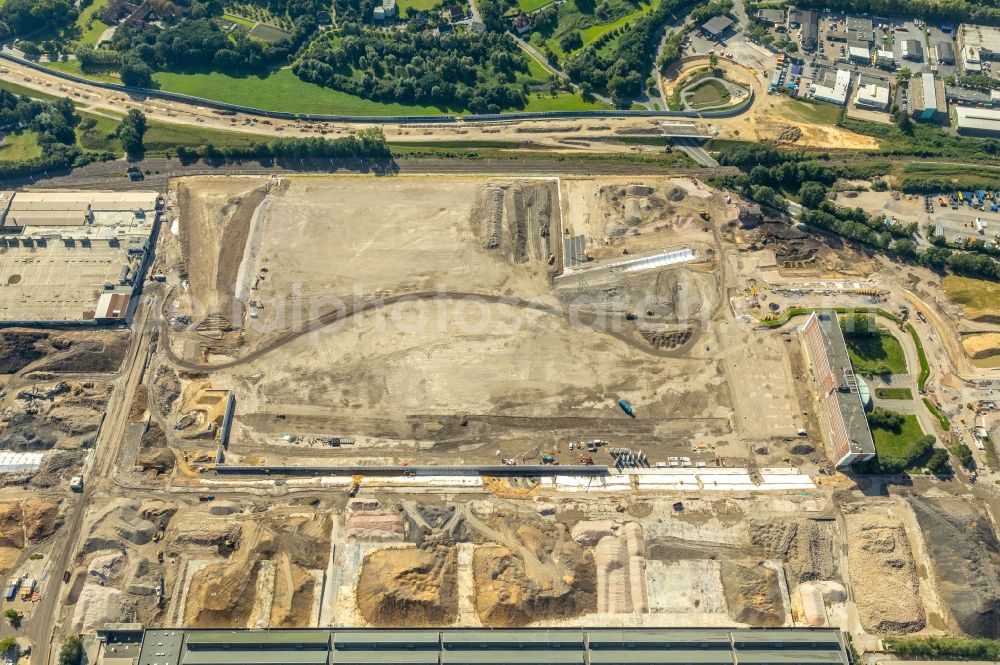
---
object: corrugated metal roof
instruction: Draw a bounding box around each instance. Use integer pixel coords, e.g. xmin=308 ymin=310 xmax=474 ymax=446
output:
xmin=182 ymin=651 xmax=329 ymax=665
xmin=587 ymin=630 xmax=732 ymax=647
xmin=442 ymin=630 xmax=582 ymax=647
xmin=589 ymin=650 xmax=734 ymax=665
xmin=335 ymin=631 xmax=440 ymax=646
xmin=332 ymin=651 xmax=439 ymax=665
xmin=186 ymin=631 xmax=330 ymax=647
xmin=441 ymin=652 xmax=582 ymax=665
xmin=734 ymin=651 xmax=847 ymax=665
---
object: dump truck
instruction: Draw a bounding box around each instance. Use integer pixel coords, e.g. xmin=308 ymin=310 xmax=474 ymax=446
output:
xmin=20 ymin=578 xmax=34 ymax=601
xmin=618 ymin=399 xmax=635 ymax=418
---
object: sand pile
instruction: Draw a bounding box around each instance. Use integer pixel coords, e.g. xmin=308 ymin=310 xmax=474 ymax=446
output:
xmin=843 ymin=503 xmax=924 ymax=634
xmin=83 ymin=499 xmax=156 ymax=553
xmin=664 ymin=186 xmax=687 ymax=202
xmin=0 ymin=499 xmax=61 ymax=570
xmin=356 ymin=546 xmax=457 ymax=626
xmin=473 ymin=544 xmax=595 ymax=626
xmin=125 ymin=557 xmax=158 ymax=596
xmin=962 ymin=333 xmax=1000 ymax=360
xmin=346 ymin=514 xmax=405 ymax=541
xmin=749 ymin=519 xmax=839 ymax=585
xmin=88 ymin=552 xmax=127 ymax=584
xmin=136 ymin=422 xmax=175 ymax=475
xmin=207 ymin=501 xmax=239 ymax=516
xmin=571 ymin=520 xmax=618 ymax=546
xmin=794 ymin=581 xmax=846 ymax=627
xmin=720 ymin=561 xmax=785 ymax=626
xmin=596 ymin=535 xmax=631 ymax=613
xmin=72 ymin=584 xmax=124 ymax=633
xmin=910 ymin=496 xmax=1000 ymax=638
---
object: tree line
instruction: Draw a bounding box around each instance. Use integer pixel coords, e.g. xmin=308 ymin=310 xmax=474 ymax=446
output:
xmin=294 ymin=27 xmax=529 ymax=112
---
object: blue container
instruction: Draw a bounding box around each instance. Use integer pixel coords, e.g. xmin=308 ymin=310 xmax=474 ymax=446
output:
xmin=618 ymin=399 xmax=635 ymax=418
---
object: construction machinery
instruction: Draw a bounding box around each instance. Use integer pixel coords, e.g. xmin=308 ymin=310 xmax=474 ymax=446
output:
xmin=699 ymin=210 xmax=711 ymax=221
xmin=348 ymin=474 xmax=362 ymax=497
xmin=618 ymin=399 xmax=636 ymax=418
xmin=541 ymin=454 xmax=556 ymax=464
xmin=579 ymin=456 xmax=594 ymax=465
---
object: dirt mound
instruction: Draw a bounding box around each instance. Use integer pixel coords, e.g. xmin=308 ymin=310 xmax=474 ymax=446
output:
xmin=641 ymin=327 xmax=693 ymax=350
xmin=571 ymin=520 xmax=618 ymax=545
xmin=83 ymin=499 xmax=157 ymax=554
xmin=346 ymin=513 xmax=406 ymax=541
xmin=0 ymin=331 xmax=48 ymax=373
xmin=29 ymin=449 xmax=85 ymax=489
xmin=72 ymin=584 xmax=124 ymax=633
xmin=664 ymin=186 xmax=687 ymax=202
xmin=357 ymin=546 xmax=457 ymax=626
xmin=721 ymin=561 xmax=785 ymax=626
xmin=34 ymin=333 xmax=129 ymax=374
xmin=749 ymin=519 xmax=839 ymax=585
xmin=962 ymin=333 xmax=1000 ymax=360
xmin=152 ymin=366 xmax=182 ymax=416
xmin=0 ymin=498 xmax=61 ymax=570
xmin=136 ymin=422 xmax=175 ymax=475
xmin=473 ymin=545 xmax=595 ymax=626
xmin=910 ymin=496 xmax=1000 ymax=638
xmin=843 ymin=503 xmax=924 ymax=634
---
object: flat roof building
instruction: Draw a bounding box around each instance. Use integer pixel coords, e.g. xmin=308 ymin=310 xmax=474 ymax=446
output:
xmin=955 ymin=106 xmax=1000 ymax=136
xmin=131 ymin=628 xmax=852 ymax=665
xmin=945 ymin=83 xmax=998 ymax=107
xmin=701 ymin=15 xmax=734 ymax=39
xmin=789 ymin=8 xmax=819 ymax=50
xmin=855 ymin=78 xmax=890 ymax=110
xmin=811 ymin=69 xmax=851 ymax=105
xmin=901 ymin=38 xmax=923 ymax=61
xmin=912 ymin=72 xmax=948 ymax=122
xmin=935 ymin=40 xmax=956 ymax=64
xmin=846 ymin=16 xmax=873 ymax=43
xmin=799 ymin=312 xmax=877 ymax=467
xmin=957 ymin=23 xmax=1000 ymax=60
xmin=757 ymin=8 xmax=784 ymax=25
xmin=848 ymin=44 xmax=870 ymax=63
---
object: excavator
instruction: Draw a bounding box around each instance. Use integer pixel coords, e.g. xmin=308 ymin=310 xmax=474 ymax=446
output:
xmin=348 ymin=474 xmax=362 ymax=497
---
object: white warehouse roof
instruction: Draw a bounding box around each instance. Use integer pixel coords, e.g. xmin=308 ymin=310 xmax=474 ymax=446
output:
xmin=9 ymin=191 xmax=159 ymax=213
xmin=812 ymin=69 xmax=852 ymax=105
xmin=956 ymin=106 xmax=1000 ymax=134
xmin=855 ymin=82 xmax=890 ymax=109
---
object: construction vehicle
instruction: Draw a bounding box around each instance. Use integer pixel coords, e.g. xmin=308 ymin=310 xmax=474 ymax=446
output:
xmin=618 ymin=399 xmax=635 ymax=418
xmin=579 ymin=456 xmax=594 ymax=465
xmin=197 ymin=494 xmax=215 ymax=502
xmin=20 ymin=578 xmax=34 ymax=601
xmin=348 ymin=474 xmax=362 ymax=497
xmin=541 ymin=454 xmax=556 ymax=464
xmin=62 ymin=570 xmax=71 ymax=583
xmin=69 ymin=475 xmax=83 ymax=492
xmin=698 ymin=209 xmax=711 ymax=221
xmin=4 ymin=578 xmax=19 ymax=601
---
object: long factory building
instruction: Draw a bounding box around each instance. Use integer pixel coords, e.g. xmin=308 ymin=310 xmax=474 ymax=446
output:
xmin=100 ymin=627 xmax=852 ymax=665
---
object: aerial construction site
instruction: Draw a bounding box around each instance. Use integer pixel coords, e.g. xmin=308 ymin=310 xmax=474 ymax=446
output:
xmin=0 ymin=170 xmax=998 ymax=665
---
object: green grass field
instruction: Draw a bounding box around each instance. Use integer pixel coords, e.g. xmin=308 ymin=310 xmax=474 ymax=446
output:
xmin=540 ymin=0 xmax=655 ymax=59
xmin=871 ymin=414 xmax=925 ymax=461
xmin=943 ymin=275 xmax=1000 ymax=321
xmin=154 ymin=68 xmax=456 ymax=115
xmin=875 ymin=387 xmax=914 ymax=400
xmin=518 ymin=0 xmax=554 ymax=11
xmin=222 ymin=12 xmax=256 ymax=28
xmin=248 ymin=23 xmax=293 ymax=42
xmin=397 ymin=0 xmax=445 ymax=13
xmin=843 ymin=327 xmax=907 ymax=375
xmin=685 ymin=79 xmax=730 ymax=109
xmin=777 ymin=99 xmax=842 ymax=125
xmin=46 ymin=59 xmax=123 ymax=83
xmin=77 ymin=0 xmax=113 ymax=45
xmin=522 ymin=91 xmax=610 ymax=111
xmin=0 ymin=131 xmax=42 ymax=161
xmin=0 ymin=80 xmax=65 ymax=101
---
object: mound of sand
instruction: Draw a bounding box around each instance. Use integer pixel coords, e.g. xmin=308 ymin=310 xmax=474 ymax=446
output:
xmin=346 ymin=513 xmax=405 ymax=541
xmin=962 ymin=333 xmax=1000 ymax=360
xmin=664 ymin=186 xmax=687 ymax=202
xmin=72 ymin=584 xmax=124 ymax=633
xmin=720 ymin=561 xmax=785 ymax=626
xmin=169 ymin=520 xmax=241 ymax=548
xmin=749 ymin=519 xmax=839 ymax=585
xmin=571 ymin=520 xmax=618 ymax=546
xmin=83 ymin=499 xmax=156 ymax=553
xmin=357 ymin=546 xmax=457 ymax=626
xmin=473 ymin=545 xmax=595 ymax=626
xmin=88 ymin=552 xmax=127 ymax=584
xmin=844 ymin=504 xmax=924 ymax=634
xmin=207 ymin=501 xmax=240 ymax=516
xmin=0 ymin=499 xmax=62 ymax=569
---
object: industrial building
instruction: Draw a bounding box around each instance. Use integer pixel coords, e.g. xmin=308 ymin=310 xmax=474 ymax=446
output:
xmin=934 ymin=40 xmax=956 ymax=65
xmin=700 ymin=15 xmax=734 ymax=40
xmin=114 ymin=627 xmax=852 ymax=665
xmin=0 ymin=190 xmax=160 ymax=324
xmin=846 ymin=16 xmax=873 ymax=43
xmin=911 ymin=73 xmax=948 ymax=122
xmin=855 ymin=77 xmax=890 ymax=110
xmin=957 ymin=23 xmax=1000 ymax=72
xmin=955 ymin=106 xmax=1000 ymax=137
xmin=811 ymin=69 xmax=851 ymax=105
xmin=900 ymin=38 xmax=923 ymax=62
xmin=757 ymin=8 xmax=784 ymax=25
xmin=788 ymin=8 xmax=818 ymax=51
xmin=945 ymin=84 xmax=999 ymax=108
xmin=799 ymin=312 xmax=877 ymax=467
